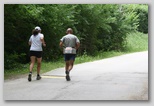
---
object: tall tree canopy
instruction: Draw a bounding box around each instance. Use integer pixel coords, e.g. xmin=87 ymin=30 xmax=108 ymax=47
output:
xmin=4 ymin=4 xmax=148 ymax=69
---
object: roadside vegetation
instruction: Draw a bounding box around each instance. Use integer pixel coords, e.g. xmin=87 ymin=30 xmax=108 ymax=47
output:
xmin=4 ymin=4 xmax=148 ymax=79
xmin=4 ymin=32 xmax=148 ymax=79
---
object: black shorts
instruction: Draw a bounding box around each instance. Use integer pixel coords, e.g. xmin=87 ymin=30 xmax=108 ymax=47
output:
xmin=64 ymin=54 xmax=76 ymax=61
xmin=30 ymin=51 xmax=42 ymax=58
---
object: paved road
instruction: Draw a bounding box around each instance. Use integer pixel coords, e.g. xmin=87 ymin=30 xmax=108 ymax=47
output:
xmin=4 ymin=51 xmax=148 ymax=100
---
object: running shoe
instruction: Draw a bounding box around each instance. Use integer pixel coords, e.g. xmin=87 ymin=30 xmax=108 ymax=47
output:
xmin=66 ymin=75 xmax=71 ymax=81
xmin=28 ymin=74 xmax=32 ymax=82
xmin=36 ymin=75 xmax=41 ymax=80
xmin=65 ymin=71 xmax=69 ymax=75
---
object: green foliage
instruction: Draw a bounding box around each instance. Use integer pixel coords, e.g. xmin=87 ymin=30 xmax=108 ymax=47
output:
xmin=136 ymin=5 xmax=148 ymax=33
xmin=97 ymin=4 xmax=140 ymax=51
xmin=125 ymin=32 xmax=148 ymax=52
xmin=122 ymin=4 xmax=148 ymax=33
xmin=4 ymin=4 xmax=148 ymax=70
xmin=4 ymin=32 xmax=148 ymax=79
xmin=4 ymin=52 xmax=26 ymax=69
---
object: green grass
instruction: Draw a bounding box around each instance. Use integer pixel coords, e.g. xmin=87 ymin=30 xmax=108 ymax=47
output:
xmin=4 ymin=32 xmax=148 ymax=80
xmin=75 ymin=51 xmax=125 ymax=64
xmin=4 ymin=60 xmax=65 ymax=80
xmin=125 ymin=32 xmax=148 ymax=52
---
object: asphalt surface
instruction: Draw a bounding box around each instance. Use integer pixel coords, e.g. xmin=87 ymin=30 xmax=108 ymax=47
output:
xmin=4 ymin=51 xmax=148 ymax=100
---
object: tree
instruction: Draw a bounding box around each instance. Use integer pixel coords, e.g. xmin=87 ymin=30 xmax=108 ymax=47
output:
xmin=4 ymin=4 xmax=147 ymax=70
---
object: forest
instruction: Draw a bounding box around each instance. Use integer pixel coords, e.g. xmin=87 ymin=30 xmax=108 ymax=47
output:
xmin=4 ymin=4 xmax=148 ymax=70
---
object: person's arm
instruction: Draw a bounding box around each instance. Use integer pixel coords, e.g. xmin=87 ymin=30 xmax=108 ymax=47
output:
xmin=40 ymin=34 xmax=46 ymax=47
xmin=28 ymin=41 xmax=31 ymax=46
xmin=76 ymin=42 xmax=80 ymax=50
xmin=75 ymin=36 xmax=80 ymax=50
xmin=59 ymin=41 xmax=63 ymax=48
xmin=59 ymin=36 xmax=65 ymax=48
xmin=28 ymin=36 xmax=32 ymax=46
xmin=41 ymin=38 xmax=46 ymax=47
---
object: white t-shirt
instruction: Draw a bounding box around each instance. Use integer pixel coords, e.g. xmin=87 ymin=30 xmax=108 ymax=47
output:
xmin=29 ymin=33 xmax=44 ymax=51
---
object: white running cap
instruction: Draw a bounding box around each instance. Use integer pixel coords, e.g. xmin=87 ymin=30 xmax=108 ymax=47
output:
xmin=35 ymin=26 xmax=41 ymax=30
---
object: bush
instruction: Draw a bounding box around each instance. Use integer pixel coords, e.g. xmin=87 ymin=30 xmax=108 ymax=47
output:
xmin=4 ymin=4 xmax=148 ymax=70
xmin=4 ymin=52 xmax=26 ymax=70
xmin=125 ymin=32 xmax=148 ymax=52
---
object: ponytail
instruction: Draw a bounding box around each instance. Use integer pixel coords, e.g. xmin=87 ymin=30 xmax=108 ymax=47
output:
xmin=32 ymin=29 xmax=39 ymax=36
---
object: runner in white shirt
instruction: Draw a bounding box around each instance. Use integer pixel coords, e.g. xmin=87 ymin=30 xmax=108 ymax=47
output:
xmin=28 ymin=26 xmax=46 ymax=82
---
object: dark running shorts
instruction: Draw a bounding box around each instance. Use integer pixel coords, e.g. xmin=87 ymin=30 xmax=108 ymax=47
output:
xmin=30 ymin=51 xmax=42 ymax=58
xmin=64 ymin=54 xmax=76 ymax=61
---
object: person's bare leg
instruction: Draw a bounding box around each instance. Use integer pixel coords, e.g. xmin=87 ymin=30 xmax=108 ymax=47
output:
xmin=68 ymin=60 xmax=74 ymax=72
xmin=36 ymin=57 xmax=42 ymax=75
xmin=65 ymin=61 xmax=69 ymax=72
xmin=29 ymin=56 xmax=36 ymax=73
xmin=28 ymin=56 xmax=36 ymax=81
xmin=65 ymin=61 xmax=71 ymax=81
xmin=36 ymin=57 xmax=42 ymax=80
